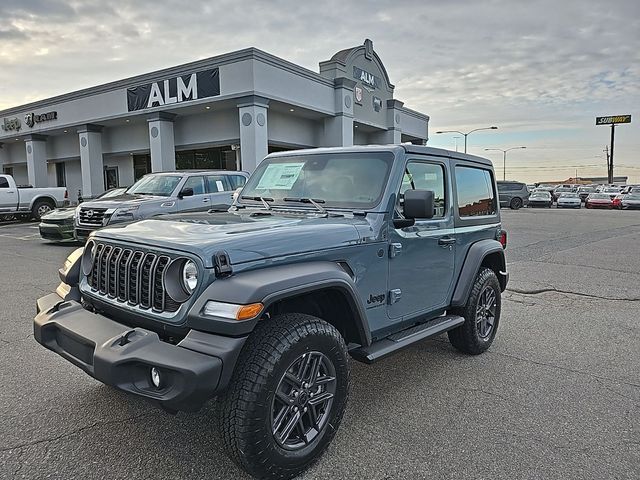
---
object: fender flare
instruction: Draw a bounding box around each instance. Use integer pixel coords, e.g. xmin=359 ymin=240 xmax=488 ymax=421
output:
xmin=187 ymin=261 xmax=371 ymax=345
xmin=450 ymin=239 xmax=506 ymax=307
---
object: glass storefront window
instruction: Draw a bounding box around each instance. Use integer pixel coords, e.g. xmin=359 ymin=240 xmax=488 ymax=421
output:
xmin=176 ymin=147 xmax=236 ymax=171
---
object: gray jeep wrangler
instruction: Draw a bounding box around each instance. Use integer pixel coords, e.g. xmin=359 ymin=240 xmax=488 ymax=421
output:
xmin=34 ymin=145 xmax=508 ymax=479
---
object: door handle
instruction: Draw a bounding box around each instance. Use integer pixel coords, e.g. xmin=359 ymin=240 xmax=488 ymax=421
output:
xmin=438 ymin=237 xmax=456 ymax=246
xmin=202 ymin=198 xmax=210 ymax=203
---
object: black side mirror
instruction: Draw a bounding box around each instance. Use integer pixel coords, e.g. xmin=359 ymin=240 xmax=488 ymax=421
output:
xmin=404 ymin=189 xmax=435 ymax=219
xmin=178 ymin=187 xmax=194 ymax=199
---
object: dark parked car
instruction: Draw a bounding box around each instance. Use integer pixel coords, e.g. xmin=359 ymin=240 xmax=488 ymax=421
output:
xmin=39 ymin=187 xmax=128 ymax=242
xmin=34 ymin=145 xmax=508 ymax=479
xmin=620 ymin=193 xmax=640 ymax=210
xmin=577 ymin=186 xmax=597 ymax=202
xmin=585 ymin=193 xmax=613 ymax=209
xmin=497 ymin=181 xmax=529 ymax=210
xmin=528 ymin=190 xmax=552 ymax=208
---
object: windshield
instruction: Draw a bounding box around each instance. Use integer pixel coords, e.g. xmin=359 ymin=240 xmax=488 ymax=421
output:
xmin=603 ymin=188 xmax=619 ymax=193
xmin=590 ymin=194 xmax=610 ymax=199
xmin=560 ymin=193 xmax=579 ymax=198
xmin=532 ymin=192 xmax=550 ymax=197
xmin=578 ymin=187 xmax=596 ymax=192
xmin=626 ymin=194 xmax=640 ymax=200
xmin=127 ymin=175 xmax=182 ymax=197
xmin=240 ymin=152 xmax=394 ymax=209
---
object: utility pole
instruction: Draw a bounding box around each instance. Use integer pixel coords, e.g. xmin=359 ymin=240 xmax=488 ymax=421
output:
xmin=609 ymin=124 xmax=615 ymax=183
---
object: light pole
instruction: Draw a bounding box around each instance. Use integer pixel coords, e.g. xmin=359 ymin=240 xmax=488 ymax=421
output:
xmin=435 ymin=126 xmax=498 ymax=153
xmin=452 ymin=136 xmax=461 ymax=152
xmin=484 ymin=147 xmax=527 ymax=181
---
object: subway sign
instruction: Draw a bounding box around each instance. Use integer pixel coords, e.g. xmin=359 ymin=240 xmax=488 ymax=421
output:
xmin=596 ymin=115 xmax=631 ymax=125
xmin=127 ymin=68 xmax=220 ymax=112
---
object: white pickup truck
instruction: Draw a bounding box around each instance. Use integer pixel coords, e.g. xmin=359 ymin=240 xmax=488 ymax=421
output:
xmin=0 ymin=174 xmax=68 ymax=220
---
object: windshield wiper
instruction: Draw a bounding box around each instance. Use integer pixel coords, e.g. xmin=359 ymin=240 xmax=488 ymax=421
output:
xmin=241 ymin=195 xmax=273 ymax=210
xmin=283 ymin=197 xmax=327 ymax=215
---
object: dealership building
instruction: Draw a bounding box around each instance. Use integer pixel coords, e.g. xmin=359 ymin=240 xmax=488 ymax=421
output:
xmin=0 ymin=39 xmax=429 ymax=202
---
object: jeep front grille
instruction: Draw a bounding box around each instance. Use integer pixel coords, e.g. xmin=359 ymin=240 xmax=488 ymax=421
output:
xmin=87 ymin=243 xmax=178 ymax=313
xmin=78 ymin=207 xmax=108 ymax=226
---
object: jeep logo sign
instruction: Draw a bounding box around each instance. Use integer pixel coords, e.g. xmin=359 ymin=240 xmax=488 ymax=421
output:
xmin=1 ymin=117 xmax=21 ymax=132
xmin=127 ymin=68 xmax=220 ymax=111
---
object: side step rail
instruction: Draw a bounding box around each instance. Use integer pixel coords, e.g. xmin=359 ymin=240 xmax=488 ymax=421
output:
xmin=350 ymin=315 xmax=465 ymax=364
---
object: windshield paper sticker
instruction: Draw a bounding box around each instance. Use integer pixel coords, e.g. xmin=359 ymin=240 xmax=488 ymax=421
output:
xmin=256 ymin=163 xmax=304 ymax=190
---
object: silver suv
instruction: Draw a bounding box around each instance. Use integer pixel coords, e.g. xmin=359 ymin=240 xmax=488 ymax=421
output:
xmin=75 ymin=170 xmax=248 ymax=241
xmin=497 ymin=181 xmax=529 ymax=209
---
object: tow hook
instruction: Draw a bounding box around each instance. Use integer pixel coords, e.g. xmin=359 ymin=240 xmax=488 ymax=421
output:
xmin=118 ymin=329 xmax=137 ymax=346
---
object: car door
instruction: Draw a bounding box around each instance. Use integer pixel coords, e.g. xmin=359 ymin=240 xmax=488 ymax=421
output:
xmin=0 ymin=176 xmax=19 ymax=212
xmin=387 ymin=159 xmax=455 ymax=320
xmin=176 ymin=176 xmax=210 ymax=212
xmin=206 ymin=174 xmax=242 ymax=209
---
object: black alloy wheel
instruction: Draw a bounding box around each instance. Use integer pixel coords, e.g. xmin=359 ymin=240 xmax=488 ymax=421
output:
xmin=271 ymin=351 xmax=337 ymax=450
xmin=510 ymin=197 xmax=523 ymax=210
xmin=475 ymin=286 xmax=497 ymax=339
xmin=216 ymin=313 xmax=350 ymax=480
xmin=448 ymin=267 xmax=501 ymax=354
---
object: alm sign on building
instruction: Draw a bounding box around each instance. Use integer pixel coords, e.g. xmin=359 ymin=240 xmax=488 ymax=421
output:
xmin=127 ymin=68 xmax=220 ymax=111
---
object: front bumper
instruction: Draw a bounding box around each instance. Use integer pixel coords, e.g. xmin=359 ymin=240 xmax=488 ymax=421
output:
xmin=39 ymin=223 xmax=75 ymax=241
xmin=34 ymin=292 xmax=246 ymax=412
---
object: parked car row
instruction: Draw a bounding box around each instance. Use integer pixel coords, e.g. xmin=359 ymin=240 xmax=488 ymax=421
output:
xmin=36 ymin=170 xmax=248 ymax=243
xmin=499 ymin=180 xmax=640 ymax=211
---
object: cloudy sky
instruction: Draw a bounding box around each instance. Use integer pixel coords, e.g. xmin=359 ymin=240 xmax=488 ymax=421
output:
xmin=1 ymin=0 xmax=638 ymax=182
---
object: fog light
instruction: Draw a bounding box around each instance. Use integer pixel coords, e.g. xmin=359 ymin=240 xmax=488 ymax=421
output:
xmin=150 ymin=367 xmax=162 ymax=388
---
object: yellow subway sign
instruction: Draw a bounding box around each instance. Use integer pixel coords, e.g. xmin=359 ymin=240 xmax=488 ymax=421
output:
xmin=596 ymin=115 xmax=631 ymax=125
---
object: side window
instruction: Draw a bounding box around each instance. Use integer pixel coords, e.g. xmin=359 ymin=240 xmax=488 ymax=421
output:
xmin=228 ymin=175 xmax=247 ymax=190
xmin=497 ymin=183 xmax=508 ymax=192
xmin=182 ymin=176 xmax=206 ymax=195
xmin=400 ymin=162 xmax=446 ymax=218
xmin=0 ymin=177 xmax=9 ymax=189
xmin=207 ymin=175 xmax=229 ymax=192
xmin=455 ymin=166 xmax=497 ymax=217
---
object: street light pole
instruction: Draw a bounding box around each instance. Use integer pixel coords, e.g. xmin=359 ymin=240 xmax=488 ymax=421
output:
xmin=435 ymin=126 xmax=498 ymax=153
xmin=484 ymin=146 xmax=527 ymax=181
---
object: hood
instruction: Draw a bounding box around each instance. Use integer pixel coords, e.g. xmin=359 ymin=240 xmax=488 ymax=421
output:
xmin=41 ymin=207 xmax=76 ymax=220
xmin=93 ymin=210 xmax=370 ymax=267
xmin=80 ymin=193 xmax=165 ymax=208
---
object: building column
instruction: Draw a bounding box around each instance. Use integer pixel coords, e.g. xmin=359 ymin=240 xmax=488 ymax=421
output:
xmin=78 ymin=124 xmax=104 ymax=198
xmin=323 ymin=77 xmax=355 ymax=147
xmin=148 ymin=112 xmax=176 ymax=172
xmin=384 ymin=99 xmax=404 ymax=144
xmin=25 ymin=134 xmax=48 ymax=187
xmin=237 ymin=96 xmax=269 ymax=173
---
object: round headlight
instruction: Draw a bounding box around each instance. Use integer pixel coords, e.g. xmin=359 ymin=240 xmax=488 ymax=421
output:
xmin=182 ymin=260 xmax=198 ymax=293
xmin=81 ymin=240 xmax=97 ymax=276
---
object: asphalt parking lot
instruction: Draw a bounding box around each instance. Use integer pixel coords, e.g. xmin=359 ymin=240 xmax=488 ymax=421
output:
xmin=1 ymin=208 xmax=639 ymax=480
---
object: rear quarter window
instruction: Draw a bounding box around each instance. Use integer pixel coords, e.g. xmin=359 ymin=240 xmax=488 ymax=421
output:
xmin=455 ymin=166 xmax=497 ymax=217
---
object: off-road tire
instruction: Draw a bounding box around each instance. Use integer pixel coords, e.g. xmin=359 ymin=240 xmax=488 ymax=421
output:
xmin=32 ymin=199 xmax=54 ymax=220
xmin=510 ymin=197 xmax=523 ymax=210
xmin=216 ymin=313 xmax=350 ymax=479
xmin=448 ymin=267 xmax=501 ymax=355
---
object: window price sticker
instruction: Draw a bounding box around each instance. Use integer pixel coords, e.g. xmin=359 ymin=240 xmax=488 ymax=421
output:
xmin=256 ymin=163 xmax=304 ymax=190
